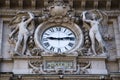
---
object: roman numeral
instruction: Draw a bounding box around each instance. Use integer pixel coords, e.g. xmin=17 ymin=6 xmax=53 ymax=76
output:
xmin=44 ymin=42 xmax=50 ymax=47
xmin=64 ymin=47 xmax=68 ymax=50
xmin=68 ymin=43 xmax=74 ymax=47
xmin=57 ymin=48 xmax=61 ymax=53
xmin=44 ymin=33 xmax=50 ymax=36
xmin=68 ymin=33 xmax=73 ymax=36
xmin=64 ymin=28 xmax=67 ymax=32
xmin=49 ymin=28 xmax=54 ymax=32
xmin=50 ymin=46 xmax=55 ymax=51
xmin=42 ymin=38 xmax=48 ymax=41
xmin=56 ymin=27 xmax=61 ymax=31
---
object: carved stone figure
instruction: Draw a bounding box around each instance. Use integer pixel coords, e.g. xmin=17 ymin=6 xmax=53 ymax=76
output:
xmin=9 ymin=12 xmax=34 ymax=55
xmin=82 ymin=10 xmax=106 ymax=56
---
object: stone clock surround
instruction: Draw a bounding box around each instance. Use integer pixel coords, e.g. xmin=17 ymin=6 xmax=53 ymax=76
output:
xmin=34 ymin=21 xmax=84 ymax=53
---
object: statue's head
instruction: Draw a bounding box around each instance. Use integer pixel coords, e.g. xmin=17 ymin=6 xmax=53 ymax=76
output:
xmin=91 ymin=13 xmax=97 ymax=20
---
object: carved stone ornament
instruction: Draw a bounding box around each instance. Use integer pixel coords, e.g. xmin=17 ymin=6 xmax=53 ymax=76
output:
xmin=8 ymin=0 xmax=108 ymax=57
xmin=28 ymin=60 xmax=91 ymax=74
xmin=8 ymin=0 xmax=109 ymax=75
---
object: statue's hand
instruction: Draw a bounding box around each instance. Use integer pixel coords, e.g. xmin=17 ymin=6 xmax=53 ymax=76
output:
xmin=82 ymin=11 xmax=87 ymax=16
xmin=8 ymin=34 xmax=14 ymax=44
xmin=9 ymin=33 xmax=13 ymax=39
xmin=28 ymin=12 xmax=34 ymax=19
xmin=83 ymin=11 xmax=87 ymax=14
xmin=96 ymin=9 xmax=99 ymax=12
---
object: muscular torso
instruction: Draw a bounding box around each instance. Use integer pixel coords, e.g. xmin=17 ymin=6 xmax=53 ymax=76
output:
xmin=18 ymin=22 xmax=29 ymax=35
xmin=90 ymin=20 xmax=100 ymax=34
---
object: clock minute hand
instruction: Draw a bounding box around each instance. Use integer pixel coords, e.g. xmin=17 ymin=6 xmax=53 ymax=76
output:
xmin=47 ymin=37 xmax=58 ymax=40
xmin=63 ymin=37 xmax=75 ymax=40
xmin=47 ymin=37 xmax=64 ymax=40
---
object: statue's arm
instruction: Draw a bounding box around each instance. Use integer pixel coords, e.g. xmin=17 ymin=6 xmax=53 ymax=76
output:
xmin=9 ymin=25 xmax=19 ymax=38
xmin=25 ymin=12 xmax=34 ymax=24
xmin=82 ymin=11 xmax=92 ymax=23
xmin=97 ymin=10 xmax=103 ymax=22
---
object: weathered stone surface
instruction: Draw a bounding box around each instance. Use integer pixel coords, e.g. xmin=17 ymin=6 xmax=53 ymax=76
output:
xmin=0 ymin=0 xmax=120 ymax=80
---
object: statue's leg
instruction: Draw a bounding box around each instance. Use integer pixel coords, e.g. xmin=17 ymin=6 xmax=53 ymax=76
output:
xmin=89 ymin=31 xmax=97 ymax=55
xmin=15 ymin=34 xmax=23 ymax=54
xmin=95 ymin=33 xmax=105 ymax=54
xmin=22 ymin=34 xmax=28 ymax=55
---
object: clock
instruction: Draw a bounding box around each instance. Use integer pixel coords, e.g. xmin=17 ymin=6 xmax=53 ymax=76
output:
xmin=41 ymin=26 xmax=76 ymax=53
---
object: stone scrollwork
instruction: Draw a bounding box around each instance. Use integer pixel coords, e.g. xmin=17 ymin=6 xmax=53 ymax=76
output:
xmin=28 ymin=61 xmax=46 ymax=74
xmin=28 ymin=60 xmax=91 ymax=74
xmin=79 ymin=62 xmax=91 ymax=74
xmin=30 ymin=48 xmax=44 ymax=56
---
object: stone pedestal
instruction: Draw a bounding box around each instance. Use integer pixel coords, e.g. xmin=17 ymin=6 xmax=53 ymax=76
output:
xmin=12 ymin=56 xmax=30 ymax=74
xmin=12 ymin=56 xmax=42 ymax=74
xmin=12 ymin=55 xmax=108 ymax=75
xmin=78 ymin=56 xmax=108 ymax=74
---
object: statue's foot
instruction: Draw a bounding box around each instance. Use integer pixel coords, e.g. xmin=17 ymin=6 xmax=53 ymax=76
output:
xmin=87 ymin=52 xmax=93 ymax=56
xmin=26 ymin=50 xmax=32 ymax=56
xmin=92 ymin=54 xmax=97 ymax=56
xmin=98 ymin=53 xmax=107 ymax=56
xmin=13 ymin=51 xmax=21 ymax=56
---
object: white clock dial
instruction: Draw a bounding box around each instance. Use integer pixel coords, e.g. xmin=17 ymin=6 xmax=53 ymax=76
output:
xmin=41 ymin=26 xmax=76 ymax=53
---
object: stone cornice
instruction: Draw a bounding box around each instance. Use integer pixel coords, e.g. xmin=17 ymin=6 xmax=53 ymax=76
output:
xmin=0 ymin=9 xmax=42 ymax=17
xmin=0 ymin=9 xmax=120 ymax=17
xmin=76 ymin=10 xmax=120 ymax=16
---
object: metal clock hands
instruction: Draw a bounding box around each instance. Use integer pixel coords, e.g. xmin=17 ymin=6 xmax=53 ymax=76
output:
xmin=41 ymin=27 xmax=76 ymax=53
xmin=47 ymin=37 xmax=75 ymax=40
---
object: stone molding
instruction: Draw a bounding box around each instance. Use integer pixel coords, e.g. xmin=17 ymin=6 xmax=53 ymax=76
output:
xmin=0 ymin=10 xmax=120 ymax=17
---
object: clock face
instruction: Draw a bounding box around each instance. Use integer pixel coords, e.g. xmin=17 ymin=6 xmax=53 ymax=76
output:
xmin=41 ymin=26 xmax=76 ymax=53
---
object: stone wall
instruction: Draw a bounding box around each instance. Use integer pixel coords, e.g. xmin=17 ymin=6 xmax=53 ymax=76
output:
xmin=0 ymin=0 xmax=120 ymax=80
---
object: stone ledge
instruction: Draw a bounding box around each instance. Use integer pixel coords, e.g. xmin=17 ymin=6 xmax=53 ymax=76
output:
xmin=0 ymin=72 xmax=13 ymax=78
xmin=78 ymin=56 xmax=107 ymax=60
xmin=13 ymin=74 xmax=109 ymax=79
xmin=0 ymin=56 xmax=3 ymax=60
xmin=0 ymin=9 xmax=120 ymax=17
xmin=116 ymin=56 xmax=120 ymax=59
xmin=12 ymin=56 xmax=42 ymax=59
xmin=110 ymin=72 xmax=120 ymax=78
xmin=11 ymin=56 xmax=107 ymax=59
